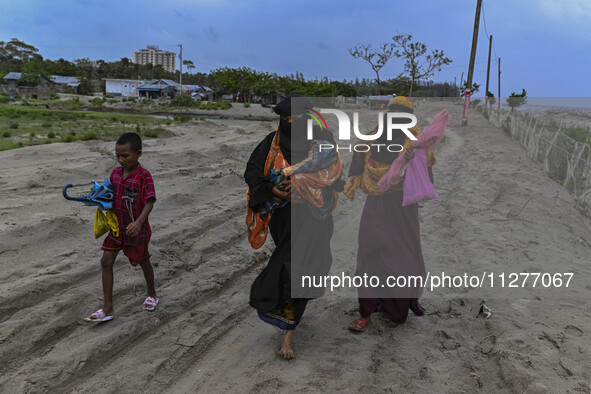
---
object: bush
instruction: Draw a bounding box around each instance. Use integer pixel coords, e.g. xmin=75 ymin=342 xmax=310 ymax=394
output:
xmin=2 ymin=131 xmax=11 ymax=138
xmin=564 ymin=127 xmax=590 ymax=143
xmin=80 ymin=131 xmax=98 ymax=141
xmin=42 ymin=122 xmax=52 ymax=128
xmin=144 ymin=130 xmax=159 ymax=138
xmin=108 ymin=99 xmax=118 ymax=104
xmin=91 ymin=97 xmax=104 ymax=106
xmin=9 ymin=123 xmax=19 ymax=129
xmin=47 ymin=131 xmax=56 ymax=138
xmin=0 ymin=96 xmax=9 ymax=103
xmin=61 ymin=135 xmax=76 ymax=142
xmin=243 ymin=102 xmax=251 ymax=108
xmin=50 ymin=92 xmax=59 ymax=100
xmin=171 ymin=94 xmax=197 ymax=107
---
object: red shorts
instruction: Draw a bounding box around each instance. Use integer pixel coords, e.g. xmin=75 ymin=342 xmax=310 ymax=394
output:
xmin=101 ymin=236 xmax=151 ymax=266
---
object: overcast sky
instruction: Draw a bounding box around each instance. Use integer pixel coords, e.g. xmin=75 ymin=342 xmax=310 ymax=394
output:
xmin=1 ymin=0 xmax=589 ymax=97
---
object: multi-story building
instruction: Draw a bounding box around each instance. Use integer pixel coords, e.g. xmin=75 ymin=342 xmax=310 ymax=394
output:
xmin=132 ymin=46 xmax=176 ymax=73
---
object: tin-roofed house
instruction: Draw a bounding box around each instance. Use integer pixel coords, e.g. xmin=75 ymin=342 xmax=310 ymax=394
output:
xmin=1 ymin=72 xmax=53 ymax=99
xmin=51 ymin=76 xmax=81 ymax=94
xmin=137 ymin=79 xmax=178 ymax=99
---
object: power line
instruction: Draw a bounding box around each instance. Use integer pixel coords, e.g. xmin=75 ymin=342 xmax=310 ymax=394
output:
xmin=481 ymin=2 xmax=498 ymax=60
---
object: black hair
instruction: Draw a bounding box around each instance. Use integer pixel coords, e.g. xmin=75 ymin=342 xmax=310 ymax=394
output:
xmin=116 ymin=132 xmax=142 ymax=151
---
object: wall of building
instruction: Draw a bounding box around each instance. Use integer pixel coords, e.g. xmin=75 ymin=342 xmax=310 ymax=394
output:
xmin=132 ymin=49 xmax=176 ymax=73
xmin=105 ymin=79 xmax=145 ymax=97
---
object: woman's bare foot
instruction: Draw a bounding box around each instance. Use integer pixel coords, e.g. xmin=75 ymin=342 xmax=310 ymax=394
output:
xmin=278 ymin=330 xmax=295 ymax=359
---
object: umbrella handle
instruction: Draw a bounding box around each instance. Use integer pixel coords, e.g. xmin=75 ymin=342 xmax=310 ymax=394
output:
xmin=62 ymin=184 xmax=85 ymax=202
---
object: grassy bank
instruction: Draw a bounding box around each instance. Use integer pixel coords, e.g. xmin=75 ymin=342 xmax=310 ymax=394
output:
xmin=0 ymin=104 xmax=175 ymax=151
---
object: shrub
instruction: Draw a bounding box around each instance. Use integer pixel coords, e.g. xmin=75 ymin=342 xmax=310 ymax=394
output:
xmin=61 ymin=135 xmax=76 ymax=142
xmin=9 ymin=123 xmax=18 ymax=129
xmin=47 ymin=131 xmax=56 ymax=138
xmin=50 ymin=92 xmax=59 ymax=100
xmin=42 ymin=122 xmax=52 ymax=128
xmin=91 ymin=97 xmax=104 ymax=106
xmin=80 ymin=132 xmax=98 ymax=141
xmin=108 ymin=99 xmax=118 ymax=104
xmin=243 ymin=102 xmax=251 ymax=108
xmin=0 ymin=96 xmax=9 ymax=103
xmin=563 ymin=127 xmax=589 ymax=143
xmin=171 ymin=94 xmax=197 ymax=107
xmin=2 ymin=131 xmax=11 ymax=138
xmin=144 ymin=130 xmax=159 ymax=138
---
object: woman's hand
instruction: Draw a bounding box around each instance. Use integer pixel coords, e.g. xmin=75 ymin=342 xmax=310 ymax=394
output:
xmin=272 ymin=179 xmax=291 ymax=201
xmin=404 ymin=147 xmax=415 ymax=161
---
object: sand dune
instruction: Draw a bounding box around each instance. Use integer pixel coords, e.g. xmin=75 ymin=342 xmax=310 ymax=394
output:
xmin=0 ymin=102 xmax=590 ymax=393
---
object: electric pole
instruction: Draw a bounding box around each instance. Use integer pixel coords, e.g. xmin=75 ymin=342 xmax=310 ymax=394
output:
xmin=484 ymin=35 xmax=492 ymax=113
xmin=498 ymin=57 xmax=501 ymax=111
xmin=462 ymin=0 xmax=483 ymax=125
xmin=178 ymin=44 xmax=183 ymax=95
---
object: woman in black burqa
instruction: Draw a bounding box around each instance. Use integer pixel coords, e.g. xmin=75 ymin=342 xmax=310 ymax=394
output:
xmin=244 ymin=95 xmax=342 ymax=358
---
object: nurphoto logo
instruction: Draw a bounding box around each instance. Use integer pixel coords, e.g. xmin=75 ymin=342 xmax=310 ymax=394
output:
xmin=306 ymin=109 xmax=418 ymax=153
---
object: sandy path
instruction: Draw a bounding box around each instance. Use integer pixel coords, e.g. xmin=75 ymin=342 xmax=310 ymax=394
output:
xmin=0 ymin=103 xmax=590 ymax=393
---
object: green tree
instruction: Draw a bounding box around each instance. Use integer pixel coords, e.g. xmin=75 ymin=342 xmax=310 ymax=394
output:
xmin=20 ymin=58 xmax=49 ymax=86
xmin=183 ymin=60 xmax=195 ymax=74
xmin=486 ymin=90 xmax=496 ymax=107
xmin=391 ymin=34 xmax=452 ymax=97
xmin=460 ymin=81 xmax=480 ymax=96
xmin=507 ymin=89 xmax=527 ymax=111
xmin=0 ymin=38 xmax=43 ymax=75
xmin=348 ymin=43 xmax=395 ymax=95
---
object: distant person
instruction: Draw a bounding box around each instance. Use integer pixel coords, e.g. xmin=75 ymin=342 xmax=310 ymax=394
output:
xmin=344 ymin=96 xmax=436 ymax=332
xmin=244 ymin=94 xmax=343 ymax=358
xmin=84 ymin=132 xmax=159 ymax=322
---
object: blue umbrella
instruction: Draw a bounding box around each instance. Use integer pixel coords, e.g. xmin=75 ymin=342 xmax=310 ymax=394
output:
xmin=63 ymin=179 xmax=114 ymax=210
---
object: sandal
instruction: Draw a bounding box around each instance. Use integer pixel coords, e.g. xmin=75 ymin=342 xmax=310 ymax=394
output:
xmin=84 ymin=308 xmax=114 ymax=322
xmin=348 ymin=318 xmax=370 ymax=332
xmin=142 ymin=296 xmax=159 ymax=311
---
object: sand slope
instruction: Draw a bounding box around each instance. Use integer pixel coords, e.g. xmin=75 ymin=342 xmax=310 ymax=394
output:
xmin=0 ymin=103 xmax=590 ymax=393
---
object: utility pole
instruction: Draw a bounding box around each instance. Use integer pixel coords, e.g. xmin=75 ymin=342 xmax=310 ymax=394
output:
xmin=178 ymin=44 xmax=183 ymax=95
xmin=484 ymin=35 xmax=492 ymax=113
xmin=498 ymin=57 xmax=501 ymax=111
xmin=462 ymin=0 xmax=483 ymax=125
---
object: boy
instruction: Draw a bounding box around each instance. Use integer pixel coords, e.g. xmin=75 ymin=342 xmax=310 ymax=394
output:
xmin=85 ymin=132 xmax=158 ymax=322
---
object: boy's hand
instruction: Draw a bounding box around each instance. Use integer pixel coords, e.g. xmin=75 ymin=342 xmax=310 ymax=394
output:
xmin=126 ymin=220 xmax=143 ymax=237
